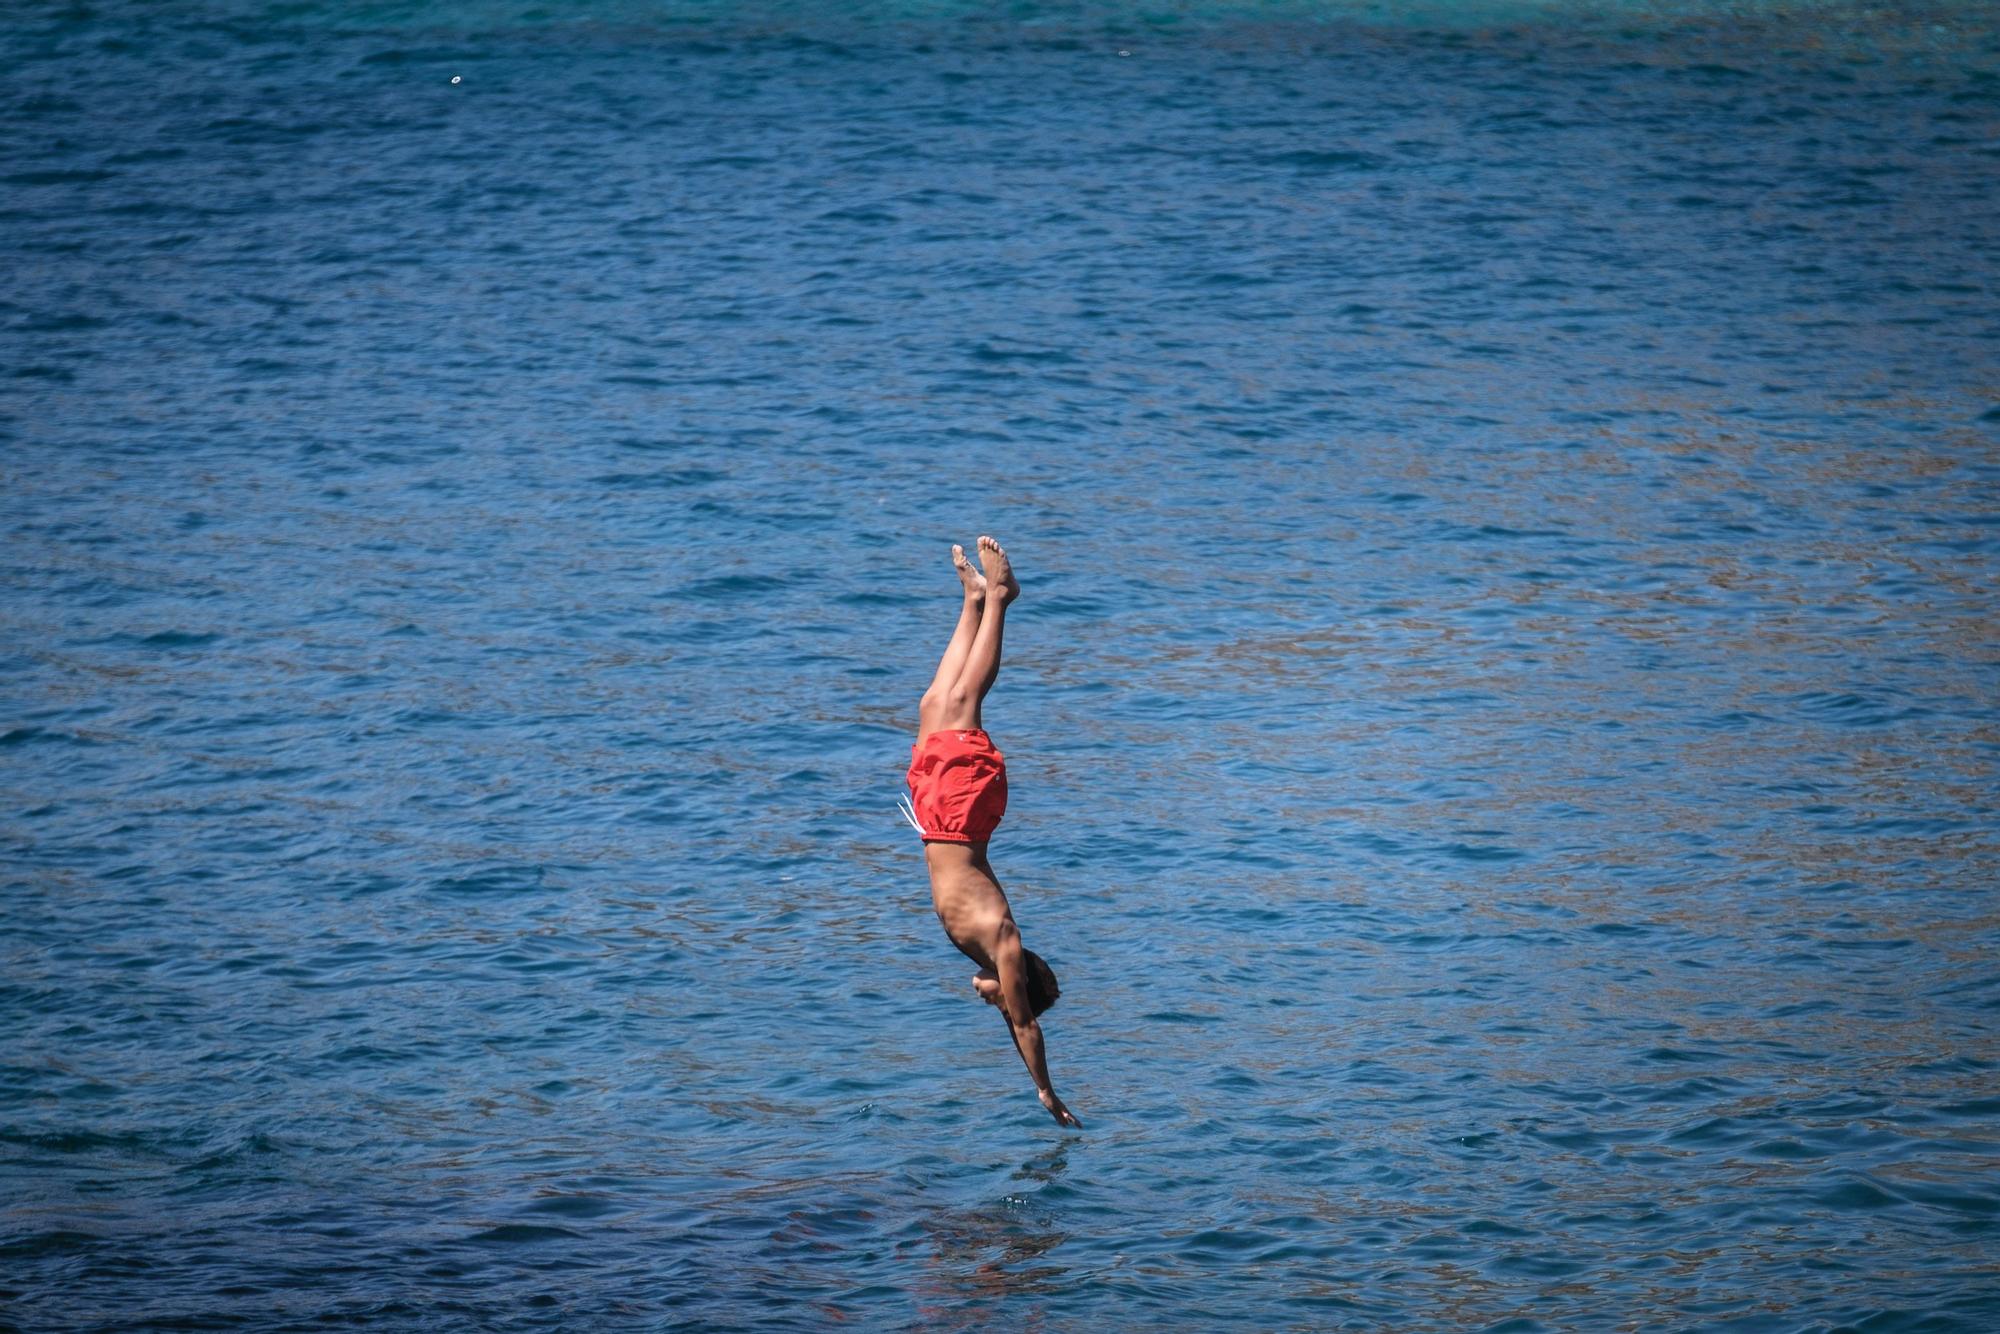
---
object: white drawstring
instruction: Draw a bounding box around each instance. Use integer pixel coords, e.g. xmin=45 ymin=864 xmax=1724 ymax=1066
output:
xmin=895 ymin=792 xmax=925 ymax=836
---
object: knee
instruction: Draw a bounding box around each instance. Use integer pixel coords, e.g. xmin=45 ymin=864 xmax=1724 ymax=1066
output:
xmin=944 ymin=684 xmax=974 ymax=714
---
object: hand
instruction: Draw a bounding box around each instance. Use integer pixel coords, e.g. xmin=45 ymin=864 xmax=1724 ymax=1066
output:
xmin=1039 ymin=1087 xmax=1083 ymax=1129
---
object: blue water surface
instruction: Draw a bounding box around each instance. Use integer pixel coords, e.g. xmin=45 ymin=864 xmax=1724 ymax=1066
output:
xmin=3 ymin=1 xmax=1998 ymax=1329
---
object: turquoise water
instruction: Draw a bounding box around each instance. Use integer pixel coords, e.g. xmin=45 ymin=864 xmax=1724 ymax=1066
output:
xmin=4 ymin=1 xmax=1999 ymax=1328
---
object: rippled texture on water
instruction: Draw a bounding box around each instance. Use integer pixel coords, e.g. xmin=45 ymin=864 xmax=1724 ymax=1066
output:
xmin=4 ymin=1 xmax=1999 ymax=1329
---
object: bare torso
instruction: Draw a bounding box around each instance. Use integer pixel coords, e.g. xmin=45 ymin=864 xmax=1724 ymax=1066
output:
xmin=924 ymin=840 xmax=1016 ymax=970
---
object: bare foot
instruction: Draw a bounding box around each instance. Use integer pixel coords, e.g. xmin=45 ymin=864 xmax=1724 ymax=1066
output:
xmin=977 ymin=535 xmax=1018 ymax=604
xmin=952 ymin=544 xmax=987 ymax=599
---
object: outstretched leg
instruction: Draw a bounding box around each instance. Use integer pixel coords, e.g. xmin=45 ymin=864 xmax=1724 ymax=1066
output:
xmin=938 ymin=536 xmax=1017 ymax=731
xmin=919 ymin=545 xmax=985 ymax=738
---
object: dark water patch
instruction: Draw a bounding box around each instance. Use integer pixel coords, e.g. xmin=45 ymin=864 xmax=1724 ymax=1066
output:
xmin=1936 ymin=1097 xmax=2000 ymax=1119
xmin=0 ymin=1230 xmax=107 ymax=1260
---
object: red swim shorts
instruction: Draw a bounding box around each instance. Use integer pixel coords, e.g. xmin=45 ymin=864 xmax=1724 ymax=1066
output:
xmin=906 ymin=728 xmax=1008 ymax=844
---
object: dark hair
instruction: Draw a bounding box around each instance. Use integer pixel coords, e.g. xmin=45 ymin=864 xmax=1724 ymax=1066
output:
xmin=1022 ymin=949 xmax=1061 ymax=1017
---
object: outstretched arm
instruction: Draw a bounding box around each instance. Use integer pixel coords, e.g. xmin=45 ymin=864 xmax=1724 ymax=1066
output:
xmin=994 ymin=930 xmax=1082 ymax=1128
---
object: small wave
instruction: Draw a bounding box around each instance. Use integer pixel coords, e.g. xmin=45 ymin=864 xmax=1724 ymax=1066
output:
xmin=1816 ymin=1173 xmax=1903 ymax=1211
xmin=464 ymin=1223 xmax=583 ymax=1245
xmin=680 ymin=572 xmax=790 ymax=599
xmin=520 ymin=1195 xmax=622 ymax=1219
xmin=428 ymin=865 xmax=554 ymax=896
xmin=1786 ymin=688 xmax=1930 ymax=727
xmin=1259 ymin=149 xmax=1385 ymax=171
xmin=2 ymin=169 xmax=117 ymax=186
xmin=591 ymin=468 xmax=725 ymax=488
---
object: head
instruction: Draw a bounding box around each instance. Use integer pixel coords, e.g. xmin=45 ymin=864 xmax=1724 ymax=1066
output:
xmin=1021 ymin=949 xmax=1061 ymax=1017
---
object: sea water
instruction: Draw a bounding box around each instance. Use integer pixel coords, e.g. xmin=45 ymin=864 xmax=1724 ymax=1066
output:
xmin=3 ymin=1 xmax=1997 ymax=1328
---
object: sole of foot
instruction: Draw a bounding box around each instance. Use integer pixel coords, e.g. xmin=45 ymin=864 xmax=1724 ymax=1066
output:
xmin=978 ymin=535 xmax=1019 ymax=604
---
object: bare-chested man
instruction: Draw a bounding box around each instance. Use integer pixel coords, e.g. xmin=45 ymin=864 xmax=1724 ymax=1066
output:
xmin=900 ymin=536 xmax=1082 ymax=1129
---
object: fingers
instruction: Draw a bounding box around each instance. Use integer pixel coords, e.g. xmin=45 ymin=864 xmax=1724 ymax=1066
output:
xmin=1041 ymin=1094 xmax=1082 ymax=1128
